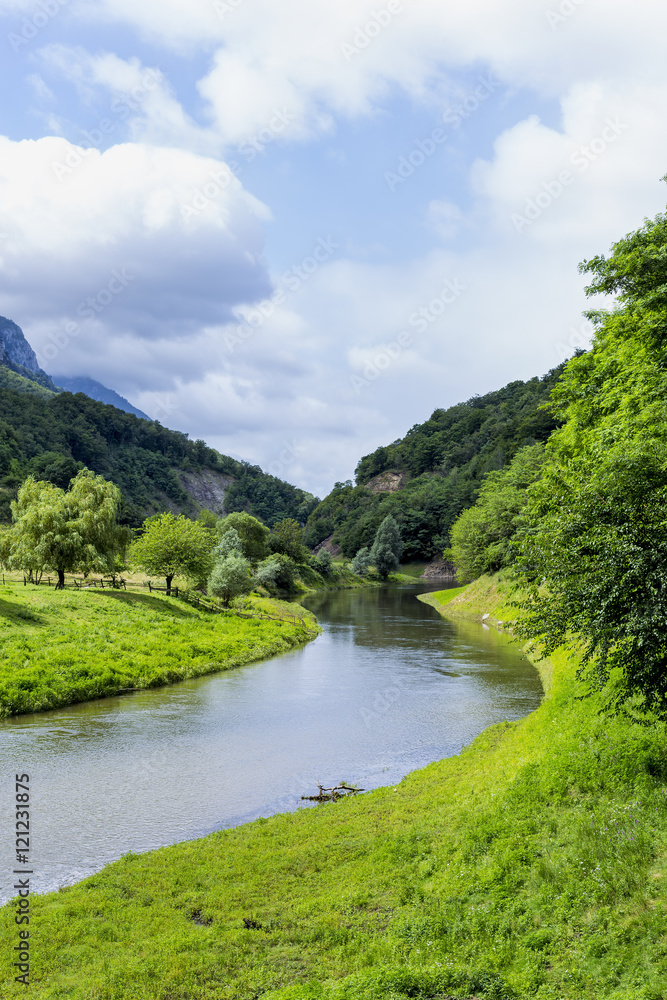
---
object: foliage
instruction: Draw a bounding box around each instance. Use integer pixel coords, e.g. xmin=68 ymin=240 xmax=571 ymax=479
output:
xmin=214 ymin=527 xmax=244 ymax=559
xmin=312 ymin=548 xmax=333 ymax=575
xmin=448 ymin=443 xmax=545 ymax=583
xmin=351 ymin=546 xmax=372 ymax=576
xmin=370 ymin=514 xmax=403 ymax=578
xmin=219 ymin=512 xmax=270 ymax=563
xmin=223 ymin=467 xmax=318 ymax=528
xmin=208 ymin=554 xmax=252 ymax=606
xmin=0 ymin=586 xmax=317 ymax=718
xmin=268 ymin=553 xmax=298 ymax=592
xmin=269 ymin=517 xmax=307 ymax=561
xmin=305 ymin=367 xmax=564 ymax=560
xmin=254 ymin=557 xmax=282 ymax=588
xmin=8 ymin=469 xmax=125 ymax=588
xmin=130 ymin=513 xmax=215 ymax=592
xmin=6 ymin=577 xmax=667 ymax=1000
xmin=0 ymin=386 xmax=317 ymax=527
xmin=516 ymin=205 xmax=667 ymax=718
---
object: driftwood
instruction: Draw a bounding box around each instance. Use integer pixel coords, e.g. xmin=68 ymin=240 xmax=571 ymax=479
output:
xmin=301 ymin=783 xmax=364 ymax=803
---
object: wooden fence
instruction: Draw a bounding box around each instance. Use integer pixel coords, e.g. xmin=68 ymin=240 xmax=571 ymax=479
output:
xmin=1 ymin=573 xmax=316 ymax=632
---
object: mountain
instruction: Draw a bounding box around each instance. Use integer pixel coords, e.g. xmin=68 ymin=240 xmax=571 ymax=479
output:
xmin=0 ymin=316 xmax=61 ymax=392
xmin=0 ymin=317 xmax=317 ymax=527
xmin=50 ymin=375 xmax=149 ymax=420
xmin=0 ymin=316 xmax=147 ymax=417
xmin=0 ymin=316 xmax=43 ymax=373
xmin=0 ymin=385 xmax=318 ymax=527
xmin=304 ymin=364 xmax=568 ymax=561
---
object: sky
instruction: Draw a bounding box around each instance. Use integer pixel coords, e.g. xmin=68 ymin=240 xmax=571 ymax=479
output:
xmin=0 ymin=0 xmax=666 ymax=499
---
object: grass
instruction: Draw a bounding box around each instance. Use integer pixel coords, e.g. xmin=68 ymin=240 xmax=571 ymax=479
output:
xmin=0 ymin=584 xmax=320 ymax=718
xmin=3 ymin=574 xmax=667 ymax=998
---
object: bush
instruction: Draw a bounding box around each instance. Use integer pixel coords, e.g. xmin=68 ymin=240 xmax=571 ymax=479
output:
xmin=208 ymin=554 xmax=252 ymax=606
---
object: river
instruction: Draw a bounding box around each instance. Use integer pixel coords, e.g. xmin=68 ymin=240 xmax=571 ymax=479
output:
xmin=0 ymin=584 xmax=542 ymax=903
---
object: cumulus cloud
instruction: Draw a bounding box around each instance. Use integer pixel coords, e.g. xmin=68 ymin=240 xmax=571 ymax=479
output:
xmin=0 ymin=136 xmax=272 ymax=375
xmin=3 ymin=0 xmax=667 ymax=496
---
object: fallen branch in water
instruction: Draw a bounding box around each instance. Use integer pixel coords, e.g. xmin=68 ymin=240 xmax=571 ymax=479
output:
xmin=301 ymin=782 xmax=365 ymax=803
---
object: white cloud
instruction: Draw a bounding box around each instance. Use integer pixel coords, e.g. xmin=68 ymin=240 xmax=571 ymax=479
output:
xmin=3 ymin=0 xmax=667 ymax=497
xmin=0 ymin=135 xmax=272 ymax=371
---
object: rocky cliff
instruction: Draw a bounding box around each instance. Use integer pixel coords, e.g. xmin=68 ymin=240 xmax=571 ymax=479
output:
xmin=0 ymin=316 xmax=43 ymax=373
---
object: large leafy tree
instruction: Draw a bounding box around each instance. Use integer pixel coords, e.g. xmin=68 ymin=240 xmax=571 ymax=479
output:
xmin=269 ymin=518 xmax=307 ymax=561
xmin=516 ymin=203 xmax=667 ymax=718
xmin=370 ymin=515 xmax=403 ymax=578
xmin=9 ymin=469 xmax=125 ymax=588
xmin=448 ymin=444 xmax=545 ymax=583
xmin=131 ymin=512 xmax=215 ymax=593
xmin=219 ymin=512 xmax=270 ymax=563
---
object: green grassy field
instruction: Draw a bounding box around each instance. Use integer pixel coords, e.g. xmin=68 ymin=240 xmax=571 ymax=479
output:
xmin=0 ymin=585 xmax=319 ymax=717
xmin=2 ymin=575 xmax=667 ymax=998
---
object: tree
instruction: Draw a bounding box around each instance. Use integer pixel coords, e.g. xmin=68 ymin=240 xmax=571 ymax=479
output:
xmin=255 ymin=557 xmax=281 ymax=589
xmin=448 ymin=444 xmax=545 ymax=583
xmin=370 ymin=515 xmax=403 ymax=578
xmin=313 ymin=548 xmax=333 ymax=575
xmin=516 ymin=201 xmax=667 ymax=718
xmin=256 ymin=553 xmax=298 ymax=592
xmin=208 ymin=554 xmax=252 ymax=606
xmin=213 ymin=528 xmax=243 ymax=559
xmin=269 ymin=518 xmax=307 ymax=561
xmin=9 ymin=469 xmax=125 ymax=588
xmin=219 ymin=512 xmax=269 ymax=562
xmin=351 ymin=546 xmax=372 ymax=576
xmin=131 ymin=512 xmax=215 ymax=594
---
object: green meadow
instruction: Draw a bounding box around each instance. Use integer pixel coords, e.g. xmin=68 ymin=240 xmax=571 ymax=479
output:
xmin=0 ymin=585 xmax=319 ymax=718
xmin=3 ymin=575 xmax=667 ymax=998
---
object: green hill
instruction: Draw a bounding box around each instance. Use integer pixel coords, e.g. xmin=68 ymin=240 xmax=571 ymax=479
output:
xmin=0 ymin=381 xmax=317 ymax=527
xmin=305 ymin=364 xmax=566 ymax=560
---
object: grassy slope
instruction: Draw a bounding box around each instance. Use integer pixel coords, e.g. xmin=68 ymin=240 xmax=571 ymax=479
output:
xmin=0 ymin=586 xmax=319 ymax=717
xmin=3 ymin=577 xmax=667 ymax=998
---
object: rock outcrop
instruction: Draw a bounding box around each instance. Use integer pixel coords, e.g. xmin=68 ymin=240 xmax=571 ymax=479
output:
xmin=178 ymin=469 xmax=235 ymax=516
xmin=0 ymin=316 xmax=43 ymax=373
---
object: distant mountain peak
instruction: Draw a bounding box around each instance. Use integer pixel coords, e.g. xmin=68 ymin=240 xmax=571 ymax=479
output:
xmin=51 ymin=375 xmax=150 ymax=420
xmin=0 ymin=315 xmax=45 ymax=374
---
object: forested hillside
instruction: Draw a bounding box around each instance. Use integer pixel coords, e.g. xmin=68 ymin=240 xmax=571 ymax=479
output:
xmin=0 ymin=376 xmax=317 ymax=527
xmin=305 ymin=366 xmax=566 ymax=559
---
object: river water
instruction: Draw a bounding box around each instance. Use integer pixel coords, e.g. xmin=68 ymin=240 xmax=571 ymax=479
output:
xmin=0 ymin=584 xmax=542 ymax=903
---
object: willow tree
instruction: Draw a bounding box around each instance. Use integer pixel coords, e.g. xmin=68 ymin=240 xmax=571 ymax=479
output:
xmin=10 ymin=470 xmax=125 ymax=589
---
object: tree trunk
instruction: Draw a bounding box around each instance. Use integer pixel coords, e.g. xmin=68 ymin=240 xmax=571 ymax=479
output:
xmin=56 ymin=569 xmax=65 ymax=590
xmin=166 ymin=574 xmax=174 ymax=596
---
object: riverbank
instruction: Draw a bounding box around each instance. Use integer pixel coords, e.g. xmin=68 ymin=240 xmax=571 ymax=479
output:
xmin=0 ymin=585 xmax=319 ymax=718
xmin=3 ymin=574 xmax=667 ymax=998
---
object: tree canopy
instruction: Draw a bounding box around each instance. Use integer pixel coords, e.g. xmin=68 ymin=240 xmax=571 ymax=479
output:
xmin=130 ymin=513 xmax=215 ymax=593
xmin=8 ymin=469 xmax=125 ymax=588
xmin=516 ymin=205 xmax=667 ymax=718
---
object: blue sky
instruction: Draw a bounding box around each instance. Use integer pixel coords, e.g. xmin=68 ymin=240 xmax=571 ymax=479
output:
xmin=1 ymin=0 xmax=666 ymax=497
